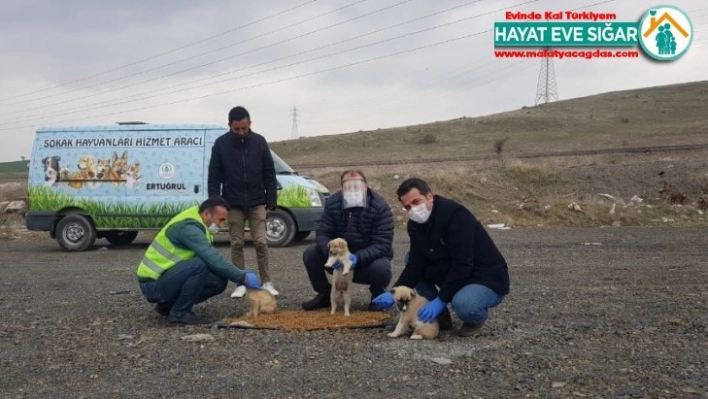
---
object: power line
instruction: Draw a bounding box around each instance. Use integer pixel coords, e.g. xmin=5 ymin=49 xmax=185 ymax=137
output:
xmin=1 ymin=0 xmax=375 ymax=109
xmin=0 ymin=0 xmax=511 ymax=126
xmin=0 ymin=0 xmax=320 ymax=104
xmin=0 ymin=29 xmax=491 ymax=131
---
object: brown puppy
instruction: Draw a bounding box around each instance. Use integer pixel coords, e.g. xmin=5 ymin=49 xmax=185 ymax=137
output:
xmin=324 ymin=238 xmax=355 ymax=316
xmin=245 ymin=288 xmax=277 ymax=317
xmin=388 ymin=286 xmax=439 ymax=340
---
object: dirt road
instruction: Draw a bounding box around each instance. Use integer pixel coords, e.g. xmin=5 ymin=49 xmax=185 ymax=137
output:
xmin=1 ymin=227 xmax=707 ymax=398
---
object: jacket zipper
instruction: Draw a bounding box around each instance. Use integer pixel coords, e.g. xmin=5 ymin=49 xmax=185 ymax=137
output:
xmin=242 ymin=138 xmax=248 ymax=208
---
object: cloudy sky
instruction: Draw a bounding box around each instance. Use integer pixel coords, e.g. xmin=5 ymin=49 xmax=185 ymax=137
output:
xmin=0 ymin=0 xmax=706 ymax=162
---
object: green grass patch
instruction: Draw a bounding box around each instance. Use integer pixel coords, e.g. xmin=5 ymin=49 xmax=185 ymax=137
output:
xmin=277 ymin=186 xmax=311 ymax=207
xmin=28 ymin=185 xmax=197 ymax=229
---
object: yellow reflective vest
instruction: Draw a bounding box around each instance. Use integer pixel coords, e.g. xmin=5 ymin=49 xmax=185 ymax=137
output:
xmin=136 ymin=205 xmax=214 ymax=280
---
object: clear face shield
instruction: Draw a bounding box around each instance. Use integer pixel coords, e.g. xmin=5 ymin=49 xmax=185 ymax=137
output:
xmin=342 ymin=179 xmax=367 ymax=209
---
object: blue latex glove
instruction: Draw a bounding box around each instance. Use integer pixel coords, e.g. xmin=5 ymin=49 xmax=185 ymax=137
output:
xmin=349 ymin=254 xmax=358 ymax=269
xmin=331 ymin=261 xmax=343 ymax=271
xmin=242 ymin=272 xmax=262 ymax=289
xmin=371 ymin=292 xmax=395 ymax=310
xmin=418 ymin=297 xmax=447 ymax=323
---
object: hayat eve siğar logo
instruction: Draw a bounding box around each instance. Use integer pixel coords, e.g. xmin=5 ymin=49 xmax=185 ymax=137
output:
xmin=638 ymin=5 xmax=693 ymax=61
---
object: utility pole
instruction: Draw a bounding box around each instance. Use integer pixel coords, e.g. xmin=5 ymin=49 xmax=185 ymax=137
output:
xmin=291 ymin=106 xmax=299 ymax=139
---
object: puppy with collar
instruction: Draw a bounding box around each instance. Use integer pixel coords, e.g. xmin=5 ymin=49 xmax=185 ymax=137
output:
xmin=388 ymin=286 xmax=439 ymax=340
xmin=325 ymin=238 xmax=354 ymax=316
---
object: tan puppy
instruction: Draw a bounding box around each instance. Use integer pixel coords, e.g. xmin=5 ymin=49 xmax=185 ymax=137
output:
xmin=325 ymin=238 xmax=355 ymax=316
xmin=324 ymin=238 xmax=353 ymax=275
xmin=388 ymin=286 xmax=439 ymax=340
xmin=245 ymin=288 xmax=277 ymax=317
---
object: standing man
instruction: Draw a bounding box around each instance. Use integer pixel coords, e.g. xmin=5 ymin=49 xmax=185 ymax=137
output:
xmin=136 ymin=196 xmax=263 ymax=325
xmin=302 ymin=170 xmax=394 ymax=311
xmin=208 ymin=106 xmax=279 ymax=298
xmin=372 ymin=177 xmax=510 ymax=337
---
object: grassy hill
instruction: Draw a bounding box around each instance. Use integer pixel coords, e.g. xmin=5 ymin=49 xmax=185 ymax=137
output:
xmin=0 ymin=160 xmax=29 ymax=173
xmin=271 ymin=80 xmax=708 ymax=166
xmin=271 ymin=80 xmax=708 ymax=229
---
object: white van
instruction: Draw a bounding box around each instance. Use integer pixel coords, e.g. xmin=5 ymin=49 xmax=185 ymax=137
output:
xmin=25 ymin=123 xmax=329 ymax=251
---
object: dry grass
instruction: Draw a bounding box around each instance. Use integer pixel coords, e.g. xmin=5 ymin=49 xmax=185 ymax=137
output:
xmin=0 ymin=182 xmax=27 ymax=202
xmin=272 ymin=81 xmax=708 ymax=166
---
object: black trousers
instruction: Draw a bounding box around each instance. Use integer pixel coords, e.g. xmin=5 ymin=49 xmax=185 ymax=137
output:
xmin=303 ymin=244 xmax=392 ymax=300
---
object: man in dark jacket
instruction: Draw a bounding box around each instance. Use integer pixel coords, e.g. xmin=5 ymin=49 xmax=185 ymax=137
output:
xmin=208 ymin=106 xmax=279 ymax=298
xmin=136 ymin=196 xmax=263 ymax=325
xmin=302 ymin=170 xmax=394 ymax=311
xmin=372 ymin=177 xmax=510 ymax=337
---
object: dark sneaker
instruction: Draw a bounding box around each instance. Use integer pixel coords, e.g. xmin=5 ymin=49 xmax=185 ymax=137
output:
xmin=437 ymin=310 xmax=454 ymax=331
xmin=154 ymin=302 xmax=172 ymax=317
xmin=457 ymin=322 xmax=485 ymax=337
xmin=168 ymin=311 xmax=211 ymax=325
xmin=302 ymin=293 xmax=329 ymax=311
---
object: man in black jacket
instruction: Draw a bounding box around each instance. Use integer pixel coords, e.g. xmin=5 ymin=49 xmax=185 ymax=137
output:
xmin=208 ymin=106 xmax=279 ymax=298
xmin=302 ymin=170 xmax=394 ymax=311
xmin=372 ymin=177 xmax=510 ymax=337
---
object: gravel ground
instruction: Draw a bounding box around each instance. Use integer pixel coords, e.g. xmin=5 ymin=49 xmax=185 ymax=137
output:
xmin=1 ymin=227 xmax=707 ymax=398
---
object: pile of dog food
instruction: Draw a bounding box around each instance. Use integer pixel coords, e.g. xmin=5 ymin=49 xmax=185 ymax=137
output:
xmin=225 ymin=310 xmax=392 ymax=331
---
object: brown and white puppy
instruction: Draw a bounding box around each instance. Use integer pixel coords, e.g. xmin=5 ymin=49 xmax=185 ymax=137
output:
xmin=324 ymin=238 xmax=353 ymax=275
xmin=324 ymin=238 xmax=355 ymax=316
xmin=388 ymin=286 xmax=439 ymax=340
xmin=245 ymin=288 xmax=277 ymax=317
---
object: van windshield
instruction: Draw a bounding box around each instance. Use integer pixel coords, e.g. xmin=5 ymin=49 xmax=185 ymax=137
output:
xmin=271 ymin=151 xmax=296 ymax=175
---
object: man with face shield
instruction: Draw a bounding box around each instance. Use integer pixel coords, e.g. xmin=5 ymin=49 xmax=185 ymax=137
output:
xmin=302 ymin=170 xmax=394 ymax=311
xmin=136 ymin=196 xmax=263 ymax=325
xmin=371 ymin=178 xmax=510 ymax=337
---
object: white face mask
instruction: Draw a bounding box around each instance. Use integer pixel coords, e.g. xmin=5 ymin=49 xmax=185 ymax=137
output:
xmin=408 ymin=203 xmax=431 ymax=224
xmin=342 ymin=180 xmax=367 ymax=209
xmin=208 ymin=223 xmax=220 ymax=234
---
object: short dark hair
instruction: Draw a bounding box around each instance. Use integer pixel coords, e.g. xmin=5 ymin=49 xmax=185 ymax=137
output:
xmin=228 ymin=106 xmax=251 ymax=123
xmin=396 ymin=177 xmax=431 ymax=199
xmin=340 ymin=169 xmax=367 ymax=183
xmin=199 ymin=196 xmax=230 ymax=213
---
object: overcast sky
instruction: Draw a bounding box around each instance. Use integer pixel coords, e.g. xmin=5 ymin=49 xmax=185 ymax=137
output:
xmin=0 ymin=0 xmax=706 ymax=162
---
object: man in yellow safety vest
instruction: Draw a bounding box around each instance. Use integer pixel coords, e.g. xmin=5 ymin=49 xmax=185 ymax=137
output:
xmin=136 ymin=196 xmax=262 ymax=325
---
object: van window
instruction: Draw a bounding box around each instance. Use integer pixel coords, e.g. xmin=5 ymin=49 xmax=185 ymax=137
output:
xmin=271 ymin=151 xmax=296 ymax=174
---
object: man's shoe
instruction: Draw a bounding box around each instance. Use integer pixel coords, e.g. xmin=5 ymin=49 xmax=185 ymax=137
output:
xmin=230 ymin=285 xmax=246 ymax=298
xmin=457 ymin=322 xmax=485 ymax=337
xmin=262 ymin=282 xmax=279 ymax=296
xmin=168 ymin=311 xmax=211 ymax=325
xmin=154 ymin=302 xmax=172 ymax=317
xmin=302 ymin=293 xmax=330 ymax=311
xmin=437 ymin=310 xmax=454 ymax=331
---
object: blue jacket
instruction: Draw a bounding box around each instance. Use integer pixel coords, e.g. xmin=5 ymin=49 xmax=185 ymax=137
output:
xmin=315 ymin=189 xmax=394 ymax=265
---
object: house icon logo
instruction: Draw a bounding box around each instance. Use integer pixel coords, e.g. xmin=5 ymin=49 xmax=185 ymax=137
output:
xmin=638 ymin=5 xmax=693 ymax=61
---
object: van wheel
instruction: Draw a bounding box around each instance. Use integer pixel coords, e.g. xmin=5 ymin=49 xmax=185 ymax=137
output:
xmin=56 ymin=214 xmax=97 ymax=251
xmin=105 ymin=231 xmax=138 ymax=246
xmin=266 ymin=209 xmax=296 ymax=247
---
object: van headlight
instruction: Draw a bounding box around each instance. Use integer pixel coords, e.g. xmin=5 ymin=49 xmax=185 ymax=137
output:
xmin=307 ymin=188 xmax=322 ymax=207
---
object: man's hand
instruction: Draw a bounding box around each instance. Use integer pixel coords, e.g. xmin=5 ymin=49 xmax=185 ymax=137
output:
xmin=331 ymin=261 xmax=343 ymax=271
xmin=242 ymin=272 xmax=262 ymax=289
xmin=371 ymin=292 xmax=395 ymax=310
xmin=417 ymin=297 xmax=447 ymax=323
xmin=348 ymin=254 xmax=358 ymax=269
